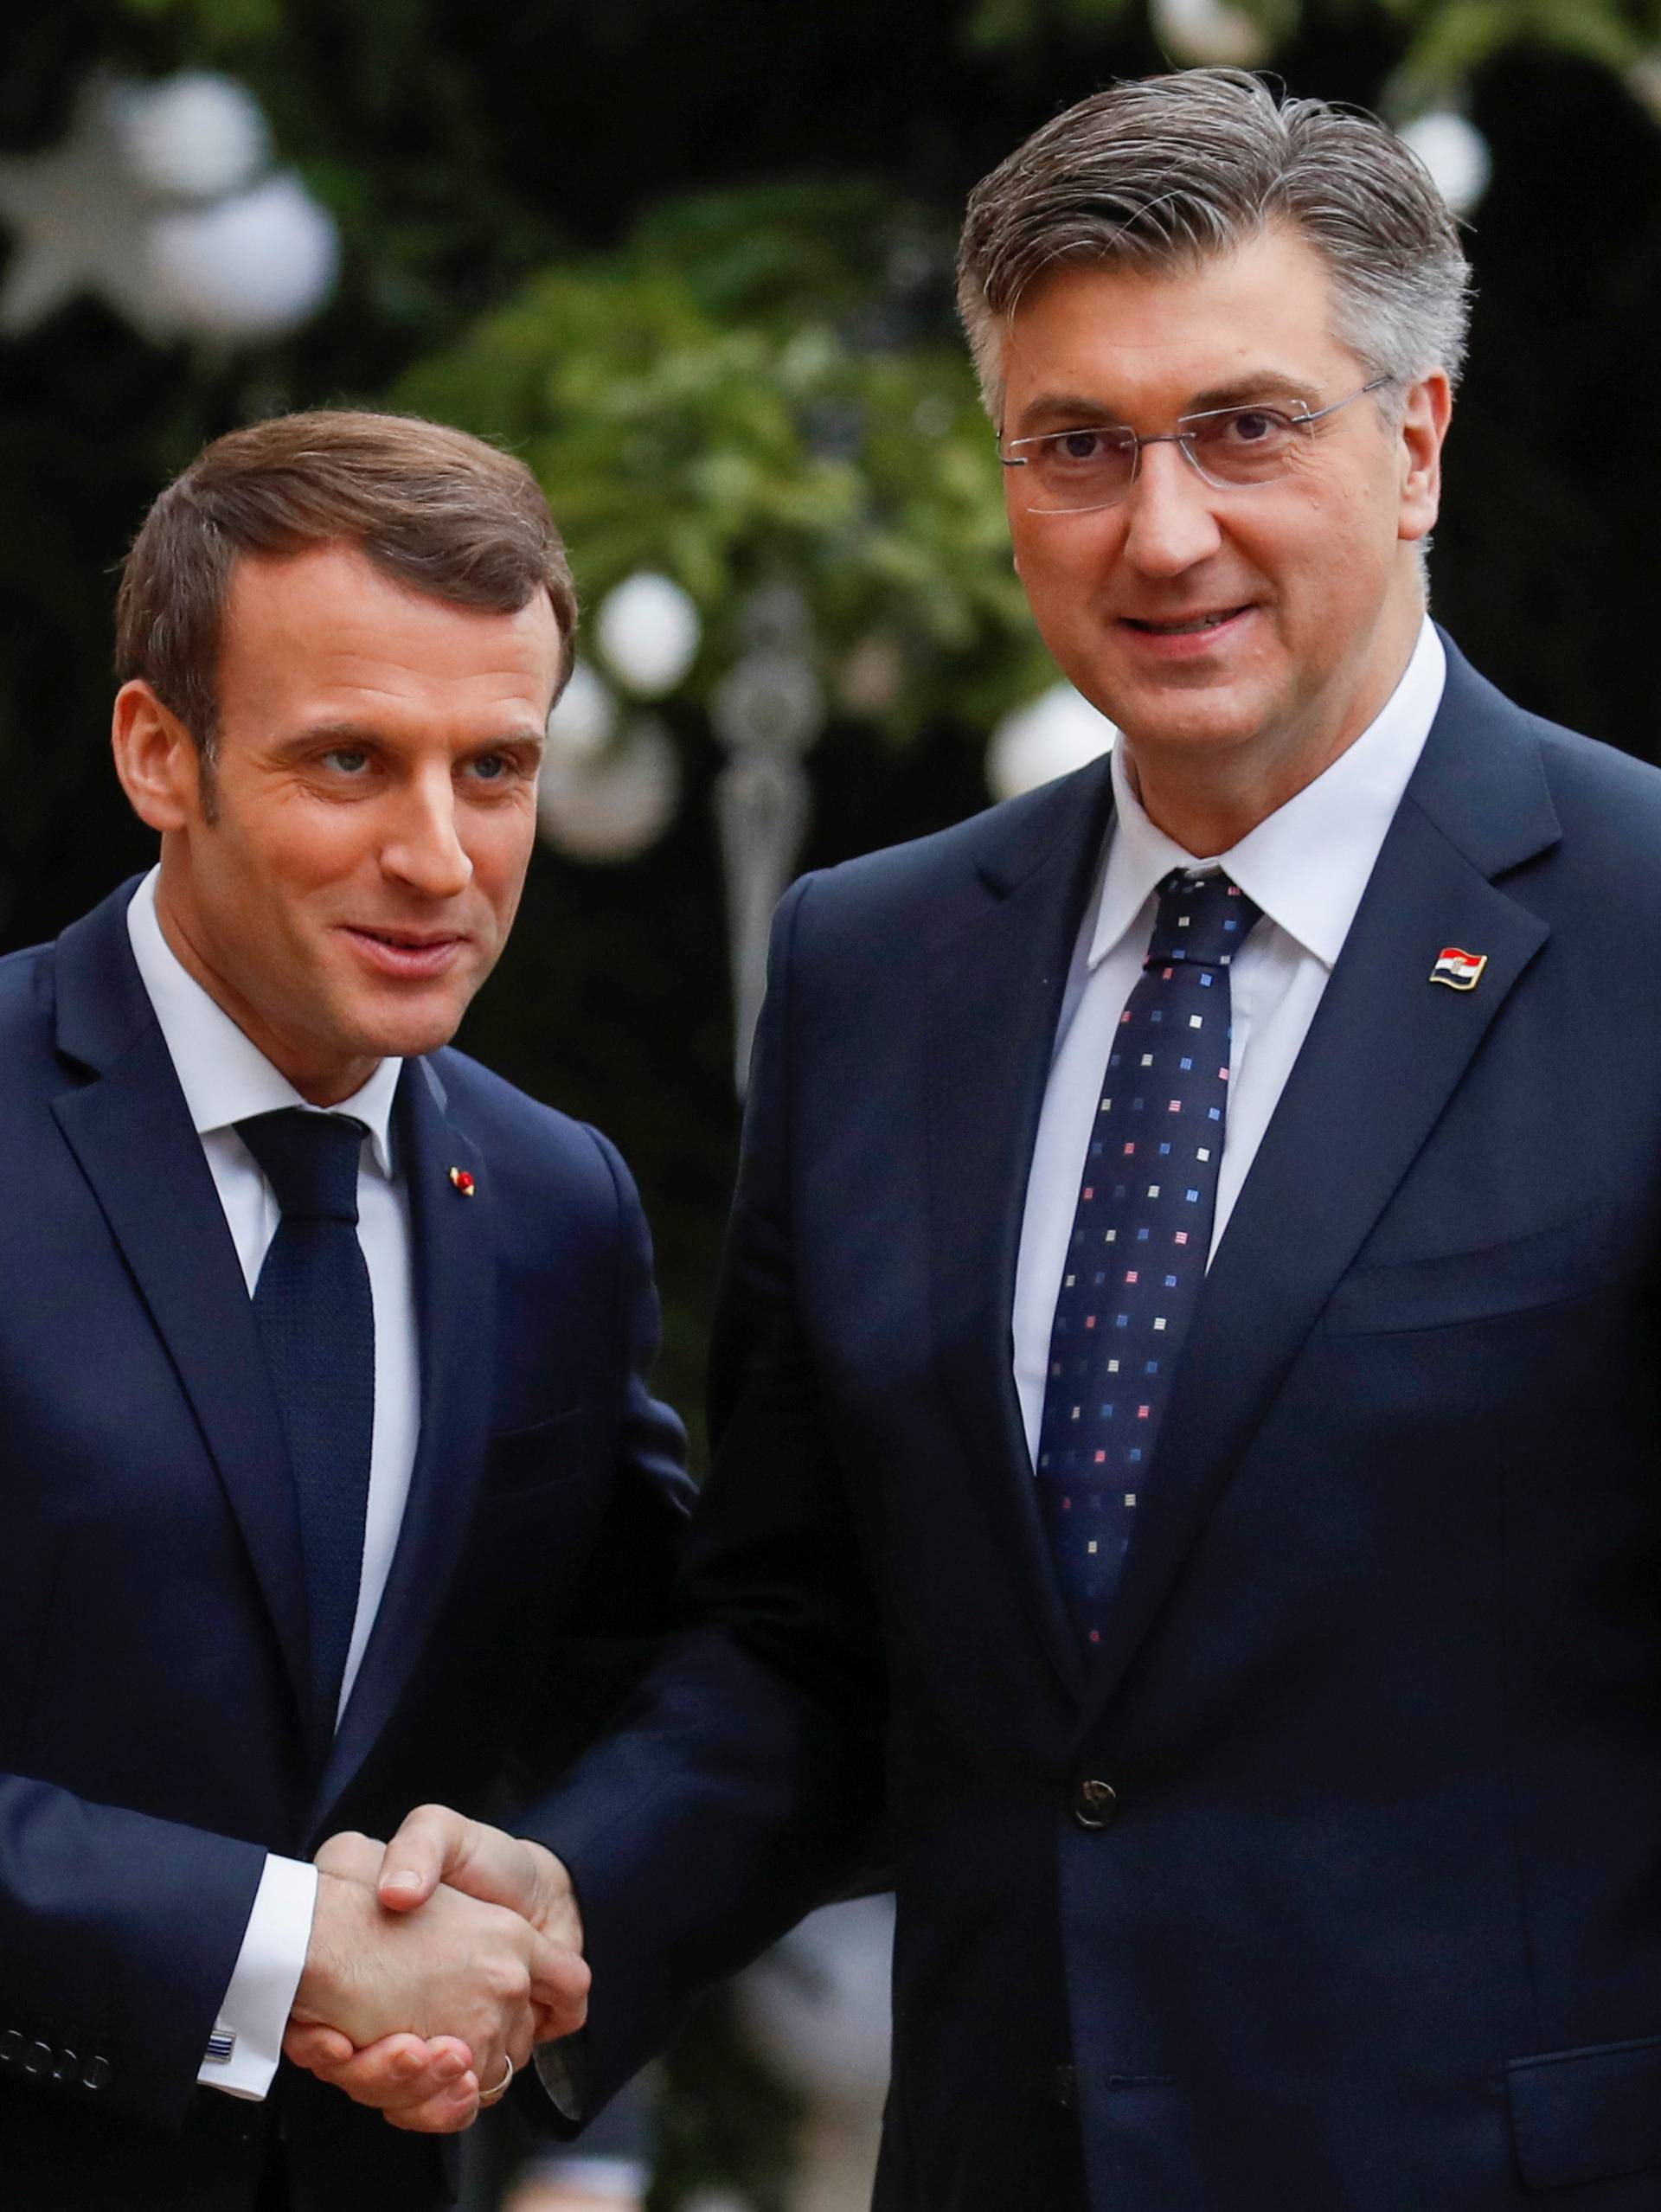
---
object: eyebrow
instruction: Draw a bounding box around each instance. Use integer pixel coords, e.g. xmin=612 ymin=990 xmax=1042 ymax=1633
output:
xmin=1183 ymin=373 xmax=1323 ymax=414
xmin=1010 ymin=372 xmax=1324 ymax=435
xmin=276 ymin=721 xmax=548 ymax=753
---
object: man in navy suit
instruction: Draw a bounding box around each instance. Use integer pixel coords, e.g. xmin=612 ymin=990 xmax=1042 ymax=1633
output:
xmin=0 ymin=409 xmax=689 ymax=2209
xmin=309 ymin=72 xmax=1661 ymax=2209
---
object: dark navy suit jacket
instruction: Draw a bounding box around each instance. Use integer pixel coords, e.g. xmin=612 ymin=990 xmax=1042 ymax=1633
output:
xmin=537 ymin=638 xmax=1661 ymax=2210
xmin=0 ymin=878 xmax=691 ymax=2212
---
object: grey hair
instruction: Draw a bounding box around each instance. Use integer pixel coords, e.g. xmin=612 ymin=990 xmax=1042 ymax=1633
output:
xmin=957 ymin=69 xmax=1472 ymax=420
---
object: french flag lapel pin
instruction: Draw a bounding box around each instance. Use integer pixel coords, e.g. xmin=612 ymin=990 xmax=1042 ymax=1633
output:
xmin=1429 ymin=946 xmax=1488 ymax=991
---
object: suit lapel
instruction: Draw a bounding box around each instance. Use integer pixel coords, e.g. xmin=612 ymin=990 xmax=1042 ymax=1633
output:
xmin=315 ymin=1055 xmax=495 ymax=1823
xmin=1076 ymin=642 xmax=1562 ymax=1722
xmin=49 ymin=885 xmax=312 ymax=1736
xmin=927 ymin=760 xmax=1116 ymax=1704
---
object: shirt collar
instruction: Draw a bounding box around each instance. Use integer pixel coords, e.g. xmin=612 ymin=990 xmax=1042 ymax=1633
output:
xmin=1090 ymin=616 xmax=1446 ymax=972
xmin=125 ymin=867 xmax=401 ymax=1177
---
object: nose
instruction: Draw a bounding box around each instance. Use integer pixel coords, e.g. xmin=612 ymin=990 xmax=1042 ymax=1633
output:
xmin=1119 ymin=438 xmax=1224 ymax=577
xmin=382 ymin=765 xmax=473 ymax=899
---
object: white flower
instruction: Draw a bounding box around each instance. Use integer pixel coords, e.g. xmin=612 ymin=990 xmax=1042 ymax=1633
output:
xmin=1399 ymin=110 xmax=1492 ymax=216
xmin=115 ymin=73 xmax=270 ymax=202
xmin=987 ymin=684 xmax=1116 ymax=801
xmin=145 ymin=172 xmax=340 ymax=343
xmin=595 ymin=573 xmax=702 ymax=698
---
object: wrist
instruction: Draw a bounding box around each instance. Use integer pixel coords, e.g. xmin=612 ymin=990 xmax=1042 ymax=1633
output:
xmin=293 ymin=1869 xmax=369 ymax=2023
xmin=525 ymin=1843 xmax=582 ymax=1952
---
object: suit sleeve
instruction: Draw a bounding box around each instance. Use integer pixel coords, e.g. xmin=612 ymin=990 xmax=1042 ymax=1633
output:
xmin=524 ymin=874 xmax=886 ymax=2122
xmin=502 ymin=1127 xmax=696 ymax=1802
xmin=0 ymin=1773 xmax=267 ymax=2128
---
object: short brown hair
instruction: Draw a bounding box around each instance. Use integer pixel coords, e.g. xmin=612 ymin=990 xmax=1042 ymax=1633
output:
xmin=958 ymin=68 xmax=1471 ymax=417
xmin=116 ymin=408 xmax=578 ymax=759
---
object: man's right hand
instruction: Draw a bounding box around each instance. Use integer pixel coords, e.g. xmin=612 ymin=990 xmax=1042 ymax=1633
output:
xmin=287 ymin=1827 xmax=588 ymax=2125
xmin=375 ymin=1805 xmax=582 ymax=1953
xmin=284 ymin=1814 xmax=585 ymax=2132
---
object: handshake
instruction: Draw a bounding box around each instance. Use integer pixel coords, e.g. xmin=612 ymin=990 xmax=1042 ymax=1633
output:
xmin=283 ymin=1808 xmax=582 ymax=2133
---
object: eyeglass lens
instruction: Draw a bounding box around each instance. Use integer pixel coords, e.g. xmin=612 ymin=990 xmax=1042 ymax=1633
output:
xmin=1015 ymin=405 xmax=1310 ymax=512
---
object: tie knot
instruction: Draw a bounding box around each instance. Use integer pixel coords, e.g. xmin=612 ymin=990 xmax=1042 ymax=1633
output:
xmin=1146 ymin=869 xmax=1261 ymax=971
xmin=237 ymin=1108 xmax=367 ymax=1224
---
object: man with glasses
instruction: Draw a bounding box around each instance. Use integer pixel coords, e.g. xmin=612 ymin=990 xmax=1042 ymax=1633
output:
xmin=302 ymin=70 xmax=1661 ymax=2212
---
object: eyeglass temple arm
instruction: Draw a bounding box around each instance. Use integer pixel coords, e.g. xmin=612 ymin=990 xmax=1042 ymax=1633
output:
xmin=1299 ymin=375 xmax=1393 ymax=426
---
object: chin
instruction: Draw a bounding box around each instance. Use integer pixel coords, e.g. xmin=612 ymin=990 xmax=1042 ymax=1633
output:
xmin=343 ymin=991 xmax=471 ymax=1067
xmin=1129 ymin=702 xmax=1264 ymax=754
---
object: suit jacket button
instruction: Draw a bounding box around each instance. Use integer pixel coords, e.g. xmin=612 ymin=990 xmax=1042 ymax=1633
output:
xmin=24 ymin=2041 xmax=51 ymax=2077
xmin=0 ymin=2029 xmax=22 ymax=2067
xmin=82 ymin=2055 xmax=112 ymax=2093
xmin=52 ymin=2049 xmax=78 ymax=2085
xmin=1073 ymin=1777 xmax=1119 ymax=1830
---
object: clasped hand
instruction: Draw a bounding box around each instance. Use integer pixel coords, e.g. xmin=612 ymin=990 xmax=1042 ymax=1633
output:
xmin=285 ymin=1809 xmax=585 ymax=2132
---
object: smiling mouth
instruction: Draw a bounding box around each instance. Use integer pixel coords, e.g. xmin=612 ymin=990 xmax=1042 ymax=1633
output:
xmin=347 ymin=926 xmax=460 ymax=949
xmin=1122 ymin=606 xmax=1251 ymax=636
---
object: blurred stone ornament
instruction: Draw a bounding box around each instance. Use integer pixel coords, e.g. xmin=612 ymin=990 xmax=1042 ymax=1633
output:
xmin=987 ymin=683 xmax=1116 ymax=802
xmin=713 ymin=647 xmax=825 ymax=757
xmin=739 ymin=580 xmax=813 ymax=654
xmin=145 ymin=173 xmax=340 ymax=344
xmin=1398 ymin=110 xmax=1491 ymax=215
xmin=544 ymin=660 xmax=618 ymax=761
xmin=595 ymin=572 xmax=702 ymax=699
xmin=0 ymin=68 xmax=338 ymax=345
xmin=885 ymin=228 xmax=940 ymax=295
xmin=0 ymin=76 xmax=157 ymax=335
xmin=838 ymin=632 xmax=906 ymax=717
xmin=714 ymin=642 xmax=826 ymax=1094
xmin=1150 ymin=0 xmax=1269 ymax=67
xmin=734 ymin=1895 xmax=895 ymax=2212
xmin=113 ymin=72 xmax=269 ymax=202
xmin=1629 ymin=54 xmax=1661 ymax=124
xmin=536 ymin=715 xmax=680 ymax=863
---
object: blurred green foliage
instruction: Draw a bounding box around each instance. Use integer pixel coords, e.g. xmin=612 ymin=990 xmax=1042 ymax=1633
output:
xmin=967 ymin=0 xmax=1661 ymax=85
xmin=396 ymin=182 xmax=1049 ymax=739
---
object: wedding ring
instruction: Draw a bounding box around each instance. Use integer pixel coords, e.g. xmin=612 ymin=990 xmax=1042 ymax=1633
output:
xmin=478 ymin=2054 xmax=515 ymax=2106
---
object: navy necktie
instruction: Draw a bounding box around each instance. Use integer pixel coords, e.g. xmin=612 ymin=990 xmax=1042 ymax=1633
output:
xmin=237 ymin=1107 xmax=375 ymax=1739
xmin=1035 ymin=868 xmax=1261 ymax=1652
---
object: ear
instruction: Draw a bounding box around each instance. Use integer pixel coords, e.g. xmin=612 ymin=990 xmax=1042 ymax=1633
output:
xmin=1397 ymin=369 xmax=1453 ymax=547
xmin=111 ymin=681 xmax=207 ymax=831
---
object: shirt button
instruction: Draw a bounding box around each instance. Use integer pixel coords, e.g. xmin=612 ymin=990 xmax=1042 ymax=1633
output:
xmin=1073 ymin=1777 xmax=1119 ymax=1830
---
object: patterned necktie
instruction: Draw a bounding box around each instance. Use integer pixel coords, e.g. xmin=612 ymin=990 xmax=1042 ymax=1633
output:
xmin=1035 ymin=868 xmax=1261 ymax=1652
xmin=236 ymin=1107 xmax=375 ymax=1739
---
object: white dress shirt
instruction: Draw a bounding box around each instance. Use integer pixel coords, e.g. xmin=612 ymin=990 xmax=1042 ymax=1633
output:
xmin=1012 ymin=618 xmax=1447 ymax=1466
xmin=126 ymin=868 xmax=420 ymax=2100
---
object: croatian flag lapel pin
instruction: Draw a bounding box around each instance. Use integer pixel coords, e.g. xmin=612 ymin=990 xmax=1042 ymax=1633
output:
xmin=447 ymin=1166 xmax=477 ymax=1196
xmin=1429 ymin=946 xmax=1488 ymax=991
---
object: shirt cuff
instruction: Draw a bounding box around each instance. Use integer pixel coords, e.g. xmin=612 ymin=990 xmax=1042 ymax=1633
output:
xmin=534 ymin=2038 xmax=585 ymax=2123
xmin=196 ymin=1854 xmax=319 ymax=2100
xmin=523 ymin=2156 xmax=648 ymax=2202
